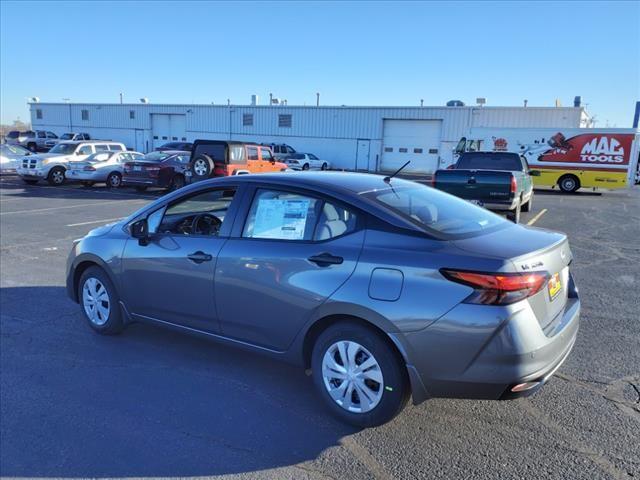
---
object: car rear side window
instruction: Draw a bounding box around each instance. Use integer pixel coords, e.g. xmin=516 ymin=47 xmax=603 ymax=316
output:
xmin=364 ymin=180 xmax=507 ymax=238
xmin=456 ymin=153 xmax=522 ymax=171
xmin=243 ymin=189 xmax=357 ymax=241
xmin=108 ymin=144 xmax=124 ymax=151
xmin=247 ymin=147 xmax=259 ymax=161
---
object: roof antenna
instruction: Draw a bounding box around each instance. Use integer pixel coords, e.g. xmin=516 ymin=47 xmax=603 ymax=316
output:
xmin=384 ymin=161 xmax=411 ymax=183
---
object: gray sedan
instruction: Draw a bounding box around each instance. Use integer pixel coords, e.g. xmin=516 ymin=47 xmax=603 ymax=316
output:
xmin=66 ymin=172 xmax=579 ymax=427
xmin=66 ymin=150 xmax=144 ymax=188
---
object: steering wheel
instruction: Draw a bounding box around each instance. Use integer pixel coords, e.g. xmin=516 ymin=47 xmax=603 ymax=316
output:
xmin=190 ymin=213 xmax=222 ymax=236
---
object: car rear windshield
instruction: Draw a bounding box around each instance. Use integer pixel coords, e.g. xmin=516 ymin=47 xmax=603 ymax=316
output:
xmin=363 ymin=180 xmax=508 ymax=238
xmin=456 ymin=153 xmax=522 ymax=171
xmin=6 ymin=131 xmax=20 ymax=139
xmin=290 ymin=153 xmax=305 ymax=159
xmin=60 ymin=133 xmax=74 ymax=140
xmin=143 ymin=152 xmax=171 ymax=162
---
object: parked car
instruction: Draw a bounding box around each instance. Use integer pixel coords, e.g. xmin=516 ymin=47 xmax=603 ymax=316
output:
xmin=66 ymin=172 xmax=579 ymax=427
xmin=285 ymin=153 xmax=330 ymax=171
xmin=186 ymin=140 xmax=287 ymax=183
xmin=262 ymin=143 xmax=296 ymax=161
xmin=66 ymin=150 xmax=144 ymax=188
xmin=122 ymin=150 xmax=190 ymax=191
xmin=155 ymin=141 xmax=193 ymax=152
xmin=45 ymin=132 xmax=91 ymax=149
xmin=433 ymin=151 xmax=538 ymax=223
xmin=0 ymin=144 xmax=32 ymax=174
xmin=16 ymin=140 xmax=126 ymax=185
xmin=6 ymin=130 xmax=58 ymax=152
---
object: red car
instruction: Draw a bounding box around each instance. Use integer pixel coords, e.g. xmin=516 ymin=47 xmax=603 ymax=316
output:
xmin=122 ymin=150 xmax=190 ymax=192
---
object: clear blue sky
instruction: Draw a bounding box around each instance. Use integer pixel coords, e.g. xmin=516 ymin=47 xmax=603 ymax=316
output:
xmin=1 ymin=0 xmax=639 ymax=126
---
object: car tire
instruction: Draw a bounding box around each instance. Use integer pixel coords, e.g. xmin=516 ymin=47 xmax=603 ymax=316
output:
xmin=22 ymin=179 xmax=38 ymax=185
xmin=521 ymin=191 xmax=533 ymax=212
xmin=78 ymin=266 xmax=125 ymax=335
xmin=27 ymin=143 xmax=37 ymax=153
xmin=191 ymin=154 xmax=213 ymax=180
xmin=106 ymin=172 xmax=122 ymax=189
xmin=135 ymin=186 xmax=148 ymax=192
xmin=321 ymin=162 xmax=328 ymax=170
xmin=303 ymin=163 xmax=310 ymax=171
xmin=508 ymin=198 xmax=522 ymax=223
xmin=169 ymin=174 xmax=185 ymax=191
xmin=558 ymin=174 xmax=580 ymax=193
xmin=311 ymin=322 xmax=409 ymax=427
xmin=47 ymin=167 xmax=66 ymax=186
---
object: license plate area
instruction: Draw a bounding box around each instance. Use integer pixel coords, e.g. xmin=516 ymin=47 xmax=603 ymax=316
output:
xmin=133 ymin=166 xmax=142 ymax=172
xmin=548 ymin=272 xmax=562 ymax=300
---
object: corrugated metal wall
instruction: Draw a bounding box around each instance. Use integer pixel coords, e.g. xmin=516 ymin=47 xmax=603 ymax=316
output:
xmin=29 ymin=102 xmax=586 ymax=170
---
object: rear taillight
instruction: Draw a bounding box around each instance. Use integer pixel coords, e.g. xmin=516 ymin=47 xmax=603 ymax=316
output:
xmin=123 ymin=163 xmax=132 ymax=172
xmin=430 ymin=173 xmax=436 ymax=187
xmin=83 ymin=166 xmax=96 ymax=171
xmin=441 ymin=269 xmax=548 ymax=305
xmin=146 ymin=166 xmax=160 ymax=177
xmin=213 ymin=165 xmax=227 ymax=176
xmin=510 ymin=176 xmax=517 ymax=195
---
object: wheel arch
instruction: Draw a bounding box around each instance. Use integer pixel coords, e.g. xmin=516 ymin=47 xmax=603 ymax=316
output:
xmin=69 ymin=254 xmax=118 ymax=303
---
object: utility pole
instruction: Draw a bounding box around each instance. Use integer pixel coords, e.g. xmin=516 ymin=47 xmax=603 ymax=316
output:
xmin=119 ymin=92 xmax=123 ymax=104
xmin=316 ymin=92 xmax=320 ymax=107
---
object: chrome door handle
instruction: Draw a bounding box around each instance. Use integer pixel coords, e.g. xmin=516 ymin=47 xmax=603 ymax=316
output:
xmin=187 ymin=251 xmax=212 ymax=263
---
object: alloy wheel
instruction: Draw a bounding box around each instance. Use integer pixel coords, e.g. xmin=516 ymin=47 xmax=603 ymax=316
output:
xmin=82 ymin=277 xmax=111 ymax=326
xmin=194 ymin=159 xmax=208 ymax=176
xmin=322 ymin=341 xmax=384 ymax=413
xmin=109 ymin=174 xmax=121 ymax=187
xmin=51 ymin=170 xmax=64 ymax=184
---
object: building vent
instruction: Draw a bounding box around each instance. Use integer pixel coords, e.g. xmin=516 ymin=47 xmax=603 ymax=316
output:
xmin=278 ymin=114 xmax=292 ymax=128
xmin=243 ymin=113 xmax=254 ymax=126
xmin=446 ymin=100 xmax=465 ymax=107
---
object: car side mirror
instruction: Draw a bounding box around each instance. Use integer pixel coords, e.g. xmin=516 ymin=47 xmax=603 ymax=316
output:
xmin=130 ymin=218 xmax=150 ymax=246
xmin=529 ymin=170 xmax=541 ymax=177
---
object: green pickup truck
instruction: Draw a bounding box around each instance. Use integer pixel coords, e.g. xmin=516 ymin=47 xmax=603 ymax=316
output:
xmin=433 ymin=152 xmax=539 ymax=223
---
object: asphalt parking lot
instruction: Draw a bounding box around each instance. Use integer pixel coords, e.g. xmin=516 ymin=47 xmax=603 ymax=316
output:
xmin=1 ymin=176 xmax=638 ymax=479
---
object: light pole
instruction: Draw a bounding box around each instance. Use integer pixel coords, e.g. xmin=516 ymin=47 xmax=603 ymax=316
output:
xmin=63 ymin=98 xmax=72 ymax=131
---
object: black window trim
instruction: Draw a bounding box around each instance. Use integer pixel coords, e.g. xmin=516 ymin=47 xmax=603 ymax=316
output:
xmin=236 ymin=184 xmax=363 ymax=244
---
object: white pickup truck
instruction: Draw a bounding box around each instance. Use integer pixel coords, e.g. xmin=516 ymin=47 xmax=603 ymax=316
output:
xmin=16 ymin=140 xmax=126 ymax=185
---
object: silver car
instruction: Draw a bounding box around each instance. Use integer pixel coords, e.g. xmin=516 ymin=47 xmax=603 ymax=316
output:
xmin=66 ymin=151 xmax=144 ymax=188
xmin=0 ymin=144 xmax=31 ymax=174
xmin=66 ymin=172 xmax=580 ymax=427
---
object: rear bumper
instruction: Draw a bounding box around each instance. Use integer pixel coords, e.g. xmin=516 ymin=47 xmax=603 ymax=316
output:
xmin=122 ymin=177 xmax=166 ymax=188
xmin=396 ymin=279 xmax=580 ymax=404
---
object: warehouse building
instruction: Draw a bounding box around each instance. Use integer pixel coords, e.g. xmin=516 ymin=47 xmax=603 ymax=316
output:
xmin=29 ymin=102 xmax=591 ymax=173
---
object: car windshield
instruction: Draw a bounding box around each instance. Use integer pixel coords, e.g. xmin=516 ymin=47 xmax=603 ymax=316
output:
xmin=456 ymin=153 xmax=522 ymax=171
xmin=48 ymin=143 xmax=78 ymax=155
xmin=3 ymin=144 xmax=30 ymax=155
xmin=143 ymin=152 xmax=170 ymax=162
xmin=363 ymin=180 xmax=508 ymax=238
xmin=60 ymin=133 xmax=74 ymax=140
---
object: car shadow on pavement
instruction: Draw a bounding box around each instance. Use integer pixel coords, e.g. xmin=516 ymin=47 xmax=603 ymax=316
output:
xmin=0 ymin=286 xmax=358 ymax=477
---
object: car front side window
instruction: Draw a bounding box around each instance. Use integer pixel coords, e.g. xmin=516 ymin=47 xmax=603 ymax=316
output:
xmin=158 ymin=188 xmax=237 ymax=237
xmin=77 ymin=145 xmax=93 ymax=155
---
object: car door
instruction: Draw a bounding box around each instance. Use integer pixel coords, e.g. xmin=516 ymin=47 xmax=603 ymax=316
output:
xmin=121 ymin=185 xmax=243 ymax=332
xmin=246 ymin=146 xmax=261 ymax=172
xmin=260 ymin=147 xmax=276 ymax=172
xmin=215 ymin=186 xmax=365 ymax=350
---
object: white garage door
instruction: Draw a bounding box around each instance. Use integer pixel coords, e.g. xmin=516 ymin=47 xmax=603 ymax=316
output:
xmin=380 ymin=120 xmax=442 ymax=174
xmin=151 ymin=114 xmax=187 ymax=150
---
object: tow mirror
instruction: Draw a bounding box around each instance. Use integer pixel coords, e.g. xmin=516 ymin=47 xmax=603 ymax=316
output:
xmin=529 ymin=170 xmax=541 ymax=177
xmin=130 ymin=218 xmax=149 ymax=246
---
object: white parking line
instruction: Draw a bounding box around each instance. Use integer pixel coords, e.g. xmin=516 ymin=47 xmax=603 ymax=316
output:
xmin=0 ymin=200 xmax=145 ymax=216
xmin=66 ymin=217 xmax=123 ymax=227
xmin=527 ymin=208 xmax=548 ymax=226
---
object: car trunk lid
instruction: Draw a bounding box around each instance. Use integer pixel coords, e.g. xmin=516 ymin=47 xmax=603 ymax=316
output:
xmin=453 ymin=225 xmax=573 ymax=331
xmin=434 ymin=169 xmax=515 ymax=203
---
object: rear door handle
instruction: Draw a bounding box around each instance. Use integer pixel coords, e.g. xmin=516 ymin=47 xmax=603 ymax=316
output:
xmin=308 ymin=253 xmax=344 ymax=267
xmin=187 ymin=251 xmax=212 ymax=264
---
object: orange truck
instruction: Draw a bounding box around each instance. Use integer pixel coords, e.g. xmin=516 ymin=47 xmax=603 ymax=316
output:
xmin=186 ymin=140 xmax=288 ymax=183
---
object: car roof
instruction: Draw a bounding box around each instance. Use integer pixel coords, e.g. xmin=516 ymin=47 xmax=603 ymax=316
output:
xmin=201 ymin=171 xmax=414 ymax=195
xmin=58 ymin=140 xmax=122 ymax=145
